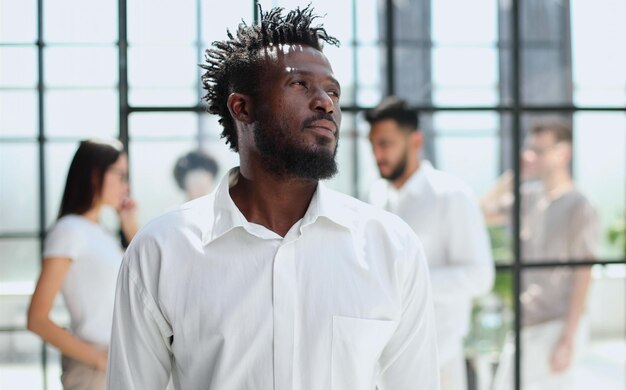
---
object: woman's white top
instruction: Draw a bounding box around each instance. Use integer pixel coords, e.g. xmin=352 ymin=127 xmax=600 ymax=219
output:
xmin=44 ymin=215 xmax=124 ymax=346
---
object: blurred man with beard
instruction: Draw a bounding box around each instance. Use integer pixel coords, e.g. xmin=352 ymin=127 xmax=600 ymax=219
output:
xmin=366 ymin=97 xmax=494 ymax=390
xmin=107 ymin=7 xmax=439 ymax=390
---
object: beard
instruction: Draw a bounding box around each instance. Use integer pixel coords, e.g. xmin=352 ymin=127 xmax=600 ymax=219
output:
xmin=253 ymin=116 xmax=338 ymax=181
xmin=381 ymin=147 xmax=409 ymax=182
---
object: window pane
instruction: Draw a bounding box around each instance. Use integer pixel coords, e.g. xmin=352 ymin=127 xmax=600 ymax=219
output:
xmin=432 ymin=0 xmax=497 ymax=45
xmin=0 ymin=238 xmax=39 ymax=327
xmin=200 ymin=0 xmax=252 ymax=47
xmin=0 ymin=47 xmax=37 ymax=88
xmin=0 ymin=91 xmax=38 ymax=138
xmin=356 ymin=45 xmax=383 ymax=107
xmin=45 ymin=90 xmax=118 ymax=137
xmin=432 ymin=47 xmax=498 ymax=106
xmin=356 ymin=0 xmax=379 ymax=45
xmin=0 ymin=331 xmax=44 ymax=390
xmin=45 ymin=46 xmax=117 ymax=87
xmin=129 ymin=112 xmax=197 ymax=138
xmin=0 ymin=143 xmax=38 ymax=233
xmin=128 ymin=46 xmax=197 ymax=106
xmin=128 ymin=0 xmax=196 ymax=44
xmin=466 ymin=270 xmax=514 ymax=390
xmin=514 ymin=265 xmax=626 ymax=389
xmin=571 ymin=0 xmax=626 ymax=107
xmin=519 ymin=0 xmax=572 ymax=105
xmin=0 ymin=0 xmax=37 ymax=43
xmin=395 ymin=46 xmax=432 ymax=105
xmin=433 ymin=112 xmax=500 ymax=195
xmin=43 ymin=0 xmax=117 ymax=43
xmin=573 ymin=113 xmax=626 ymax=259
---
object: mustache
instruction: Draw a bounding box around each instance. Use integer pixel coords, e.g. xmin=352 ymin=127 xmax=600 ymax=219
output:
xmin=302 ymin=113 xmax=338 ymax=130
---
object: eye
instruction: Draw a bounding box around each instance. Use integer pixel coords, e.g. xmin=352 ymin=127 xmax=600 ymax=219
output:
xmin=291 ymin=80 xmax=308 ymax=88
xmin=327 ymin=89 xmax=340 ymax=99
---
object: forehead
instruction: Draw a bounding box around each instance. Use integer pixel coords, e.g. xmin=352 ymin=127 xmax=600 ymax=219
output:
xmin=528 ymin=131 xmax=557 ymax=146
xmin=259 ymin=44 xmax=335 ymax=79
xmin=369 ymin=119 xmax=406 ymax=138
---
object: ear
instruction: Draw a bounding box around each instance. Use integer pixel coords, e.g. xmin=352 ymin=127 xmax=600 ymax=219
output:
xmin=227 ymin=93 xmax=254 ymax=124
xmin=410 ymin=131 xmax=424 ymax=151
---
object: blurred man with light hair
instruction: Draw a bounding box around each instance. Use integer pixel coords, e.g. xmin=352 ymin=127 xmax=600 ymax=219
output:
xmin=483 ymin=119 xmax=600 ymax=389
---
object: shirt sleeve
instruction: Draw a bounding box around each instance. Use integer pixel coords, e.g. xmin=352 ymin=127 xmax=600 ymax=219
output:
xmin=376 ymin=235 xmax=440 ymax=390
xmin=428 ymin=190 xmax=495 ymax=304
xmin=43 ymin=219 xmax=83 ymax=260
xmin=107 ymin=239 xmax=173 ymax=390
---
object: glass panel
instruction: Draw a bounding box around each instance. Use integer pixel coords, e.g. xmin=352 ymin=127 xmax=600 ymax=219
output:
xmin=466 ymin=270 xmax=514 ymax=390
xmin=573 ymin=113 xmax=626 ymax=260
xmin=46 ymin=343 xmax=63 ymax=390
xmin=45 ymin=142 xmax=81 ymax=227
xmin=519 ymin=0 xmax=572 ymax=105
xmin=129 ymin=112 xmax=197 ymax=138
xmin=432 ymin=47 xmax=498 ymax=106
xmin=128 ymin=46 xmax=197 ymax=106
xmin=0 ymin=0 xmax=37 ymax=43
xmin=200 ymin=0 xmax=252 ymax=47
xmin=0 ymin=238 xmax=39 ymax=286
xmin=45 ymin=90 xmax=118 ymax=137
xmin=0 ymin=91 xmax=38 ymax=138
xmin=43 ymin=0 xmax=117 ymax=43
xmin=394 ymin=46 xmax=432 ymax=105
xmin=356 ymin=0 xmax=379 ymax=45
xmin=571 ymin=0 xmax=626 ymax=107
xmin=0 ymin=47 xmax=38 ymax=88
xmin=0 ymin=331 xmax=44 ymax=390
xmin=432 ymin=0 xmax=497 ymax=45
xmin=128 ymin=0 xmax=196 ymax=44
xmin=45 ymin=46 xmax=117 ymax=87
xmin=356 ymin=45 xmax=383 ymax=107
xmin=0 ymin=143 xmax=38 ymax=233
xmin=516 ymin=265 xmax=626 ymax=389
xmin=433 ymin=112 xmax=499 ymax=195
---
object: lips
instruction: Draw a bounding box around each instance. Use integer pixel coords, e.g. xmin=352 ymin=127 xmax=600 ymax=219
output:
xmin=305 ymin=119 xmax=337 ymax=137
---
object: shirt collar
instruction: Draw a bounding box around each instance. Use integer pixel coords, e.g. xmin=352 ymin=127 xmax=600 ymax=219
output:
xmin=204 ymin=167 xmax=354 ymax=245
xmin=391 ymin=160 xmax=432 ymax=195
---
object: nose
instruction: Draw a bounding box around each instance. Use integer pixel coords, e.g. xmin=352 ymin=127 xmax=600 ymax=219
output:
xmin=310 ymin=87 xmax=334 ymax=114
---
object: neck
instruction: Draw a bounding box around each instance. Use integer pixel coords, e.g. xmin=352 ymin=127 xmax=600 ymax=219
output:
xmin=231 ymin=157 xmax=318 ymax=237
xmin=82 ymin=205 xmax=101 ymax=223
xmin=391 ymin=159 xmax=421 ymax=189
xmin=542 ymin=169 xmax=573 ymax=199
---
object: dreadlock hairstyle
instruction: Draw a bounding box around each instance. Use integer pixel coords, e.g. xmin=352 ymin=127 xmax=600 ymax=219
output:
xmin=200 ymin=5 xmax=340 ymax=152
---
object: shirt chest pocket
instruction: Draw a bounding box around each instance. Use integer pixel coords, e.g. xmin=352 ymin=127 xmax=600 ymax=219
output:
xmin=331 ymin=316 xmax=398 ymax=390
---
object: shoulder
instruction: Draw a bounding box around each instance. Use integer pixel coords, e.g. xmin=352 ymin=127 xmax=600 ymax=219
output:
xmin=423 ymin=166 xmax=478 ymax=208
xmin=133 ymin=194 xmax=214 ymax=250
xmin=324 ymin=187 xmax=419 ymax=248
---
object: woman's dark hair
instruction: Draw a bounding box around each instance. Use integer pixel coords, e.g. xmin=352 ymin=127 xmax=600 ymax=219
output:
xmin=173 ymin=151 xmax=219 ymax=190
xmin=58 ymin=139 xmax=124 ymax=219
xmin=200 ymin=5 xmax=339 ymax=152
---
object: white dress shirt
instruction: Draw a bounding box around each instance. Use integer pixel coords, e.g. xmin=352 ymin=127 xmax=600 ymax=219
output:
xmin=108 ymin=168 xmax=439 ymax=390
xmin=369 ymin=161 xmax=494 ymax=363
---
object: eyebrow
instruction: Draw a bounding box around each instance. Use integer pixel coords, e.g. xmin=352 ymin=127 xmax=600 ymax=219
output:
xmin=286 ymin=69 xmax=341 ymax=90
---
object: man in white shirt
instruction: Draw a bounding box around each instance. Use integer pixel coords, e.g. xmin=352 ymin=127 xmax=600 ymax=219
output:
xmin=366 ymin=97 xmax=494 ymax=390
xmin=107 ymin=7 xmax=439 ymax=390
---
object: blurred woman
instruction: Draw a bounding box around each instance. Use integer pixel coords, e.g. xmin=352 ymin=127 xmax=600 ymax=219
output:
xmin=27 ymin=139 xmax=138 ymax=390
